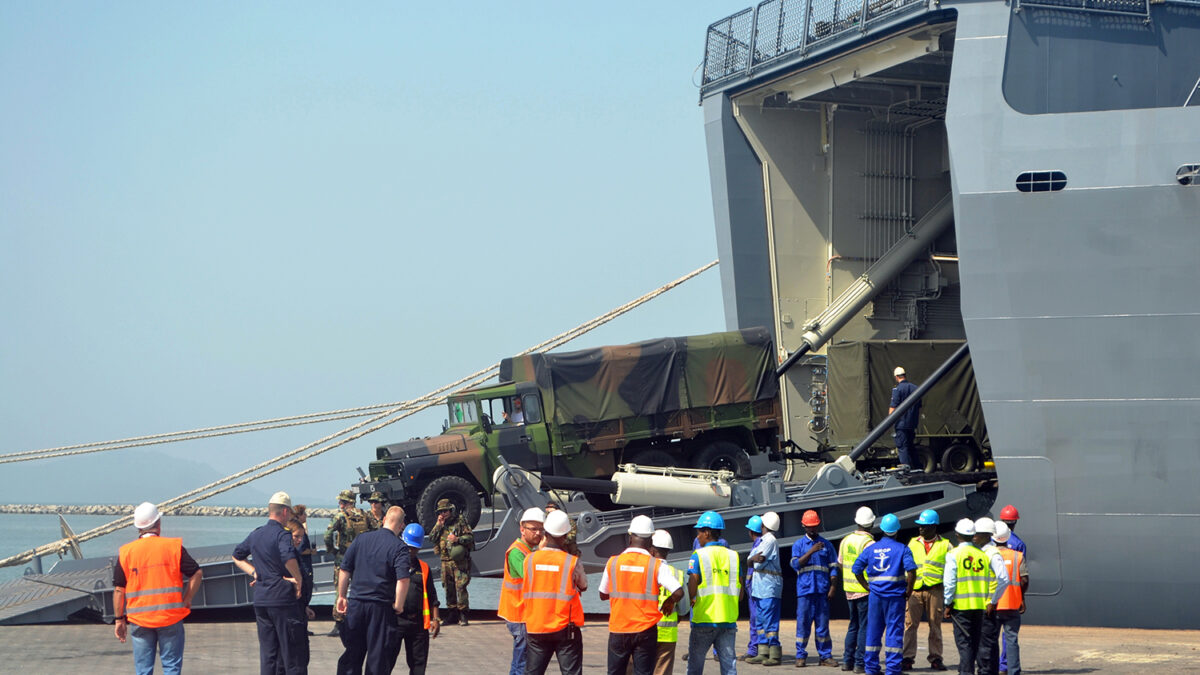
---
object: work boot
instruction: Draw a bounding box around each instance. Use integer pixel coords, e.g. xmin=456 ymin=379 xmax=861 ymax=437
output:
xmin=820 ymin=658 xmax=838 ymax=667
xmin=900 ymin=657 xmax=915 ymax=671
xmin=841 ymin=663 xmax=854 ymax=672
xmin=325 ymin=622 xmax=341 ymax=637
xmin=763 ymin=645 xmax=782 ymax=666
xmin=853 ymin=667 xmax=865 ymax=674
xmin=795 ymin=656 xmax=807 ymax=667
xmin=745 ymin=652 xmax=766 ymax=664
xmin=458 ymin=610 xmax=469 ymax=626
xmin=931 ymin=660 xmax=947 ymax=671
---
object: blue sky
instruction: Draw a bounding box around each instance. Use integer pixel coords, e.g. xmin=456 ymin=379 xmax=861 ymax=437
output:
xmin=0 ymin=2 xmax=744 ymax=506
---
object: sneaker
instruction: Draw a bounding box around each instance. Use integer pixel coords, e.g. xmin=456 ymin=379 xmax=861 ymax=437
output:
xmin=820 ymin=659 xmax=839 ymax=667
xmin=458 ymin=614 xmax=469 ymax=626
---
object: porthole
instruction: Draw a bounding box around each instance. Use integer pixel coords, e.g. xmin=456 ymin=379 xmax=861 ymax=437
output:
xmin=1177 ymin=164 xmax=1199 ymax=186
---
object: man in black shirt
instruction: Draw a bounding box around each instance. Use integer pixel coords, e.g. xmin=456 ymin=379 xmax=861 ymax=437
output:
xmin=233 ymin=491 xmax=304 ymax=675
xmin=394 ymin=523 xmax=441 ymax=675
xmin=336 ymin=505 xmax=410 ymax=675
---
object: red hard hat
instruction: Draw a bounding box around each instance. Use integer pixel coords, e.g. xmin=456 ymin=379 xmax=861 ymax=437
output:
xmin=999 ymin=504 xmax=1020 ymax=521
xmin=801 ymin=510 xmax=821 ymax=527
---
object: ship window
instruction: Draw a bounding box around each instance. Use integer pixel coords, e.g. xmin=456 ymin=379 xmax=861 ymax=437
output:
xmin=1016 ymin=171 xmax=1067 ymax=193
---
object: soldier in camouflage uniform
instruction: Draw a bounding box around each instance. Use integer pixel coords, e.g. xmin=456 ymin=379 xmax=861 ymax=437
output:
xmin=324 ymin=489 xmax=378 ymax=635
xmin=428 ymin=498 xmax=473 ymax=626
xmin=365 ymin=492 xmax=386 ymax=529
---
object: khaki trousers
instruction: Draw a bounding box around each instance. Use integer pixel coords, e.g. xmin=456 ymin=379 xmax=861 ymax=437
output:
xmin=902 ymin=585 xmax=944 ymax=663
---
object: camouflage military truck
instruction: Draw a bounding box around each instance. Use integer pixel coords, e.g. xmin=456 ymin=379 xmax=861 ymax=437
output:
xmin=360 ymin=328 xmax=784 ymax=528
xmin=822 ymin=339 xmax=991 ymax=472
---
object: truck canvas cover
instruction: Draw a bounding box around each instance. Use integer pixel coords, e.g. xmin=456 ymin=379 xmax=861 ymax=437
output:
xmin=826 ymin=340 xmax=986 ymax=447
xmin=500 ymin=328 xmax=778 ymax=426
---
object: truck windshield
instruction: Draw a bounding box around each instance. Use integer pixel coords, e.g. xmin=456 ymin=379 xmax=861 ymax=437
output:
xmin=447 ymin=399 xmax=477 ymax=427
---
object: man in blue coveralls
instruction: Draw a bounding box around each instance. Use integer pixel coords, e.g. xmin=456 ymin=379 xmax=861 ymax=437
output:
xmin=791 ymin=509 xmax=838 ymax=667
xmin=853 ymin=513 xmax=917 ymax=675
xmin=746 ymin=512 xmax=783 ymax=665
xmin=888 ymin=367 xmax=921 ymax=469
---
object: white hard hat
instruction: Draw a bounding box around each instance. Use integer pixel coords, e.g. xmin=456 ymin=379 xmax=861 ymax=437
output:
xmin=545 ymin=510 xmax=571 ymax=537
xmin=894 ymin=366 xmax=906 ymax=377
xmin=855 ymin=506 xmax=876 ymax=528
xmin=955 ymin=518 xmax=976 ymax=536
xmin=269 ymin=491 xmax=292 ymax=508
xmin=133 ymin=502 xmax=161 ymax=530
xmin=761 ymin=511 xmax=781 ymax=532
xmin=974 ymin=517 xmax=996 ymax=535
xmin=651 ymin=529 xmax=674 ymax=551
xmin=520 ymin=507 xmax=546 ymax=524
xmin=993 ymin=521 xmax=1011 ymax=543
xmin=628 ymin=515 xmax=655 ymax=537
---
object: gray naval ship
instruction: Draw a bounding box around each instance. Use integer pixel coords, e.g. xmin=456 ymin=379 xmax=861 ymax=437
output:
xmin=700 ymin=0 xmax=1199 ymax=628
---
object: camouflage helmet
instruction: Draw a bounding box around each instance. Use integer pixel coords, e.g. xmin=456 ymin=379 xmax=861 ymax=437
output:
xmin=337 ymin=489 xmax=356 ymax=503
xmin=366 ymin=492 xmax=386 ymax=503
xmin=436 ymin=498 xmax=456 ymax=513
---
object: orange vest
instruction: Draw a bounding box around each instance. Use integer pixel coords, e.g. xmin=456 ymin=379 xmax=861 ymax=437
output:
xmin=606 ymin=550 xmax=663 ymax=633
xmin=118 ymin=536 xmax=189 ymax=628
xmin=498 ymin=538 xmax=533 ymax=623
xmin=522 ymin=548 xmax=584 ymax=634
xmin=417 ymin=559 xmax=432 ymax=629
xmin=997 ymin=548 xmax=1025 ymax=611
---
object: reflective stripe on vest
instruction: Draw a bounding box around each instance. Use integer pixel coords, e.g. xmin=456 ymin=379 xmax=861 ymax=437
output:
xmin=497 ymin=538 xmax=532 ymax=623
xmin=997 ymin=548 xmax=1024 ymax=611
xmin=692 ymin=546 xmax=739 ymax=624
xmin=607 ymin=551 xmax=663 ymax=633
xmin=522 ymin=549 xmax=584 ymax=634
xmin=953 ymin=546 xmax=994 ymax=611
xmin=118 ymin=536 xmax=189 ymax=628
xmin=839 ymin=532 xmax=873 ymax=594
xmin=417 ymin=559 xmax=432 ymax=630
xmin=907 ymin=537 xmax=952 ymax=590
xmin=657 ymin=565 xmax=685 ymax=643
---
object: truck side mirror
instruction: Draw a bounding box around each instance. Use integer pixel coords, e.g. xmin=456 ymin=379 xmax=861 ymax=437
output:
xmin=442 ymin=419 xmax=449 ymax=433
xmin=481 ymin=414 xmax=493 ymax=434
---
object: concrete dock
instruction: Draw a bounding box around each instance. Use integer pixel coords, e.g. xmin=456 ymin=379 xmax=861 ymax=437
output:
xmin=2 ymin=614 xmax=1197 ymax=673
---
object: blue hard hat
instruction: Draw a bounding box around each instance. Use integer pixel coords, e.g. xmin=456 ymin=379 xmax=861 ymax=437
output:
xmin=880 ymin=513 xmax=901 ymax=535
xmin=746 ymin=515 xmax=763 ymax=534
xmin=402 ymin=523 xmax=425 ymax=548
xmin=695 ymin=510 xmax=725 ymax=530
xmin=915 ymin=509 xmax=940 ymax=526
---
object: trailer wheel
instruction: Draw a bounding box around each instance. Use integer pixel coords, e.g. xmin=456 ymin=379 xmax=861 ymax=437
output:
xmin=692 ymin=440 xmax=753 ymax=477
xmin=940 ymin=443 xmax=979 ymax=473
xmin=415 ymin=475 xmax=482 ymax=530
xmin=913 ymin=445 xmax=937 ymax=473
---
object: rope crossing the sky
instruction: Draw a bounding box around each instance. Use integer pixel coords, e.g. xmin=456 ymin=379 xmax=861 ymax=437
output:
xmin=0 ymin=260 xmax=717 ymax=569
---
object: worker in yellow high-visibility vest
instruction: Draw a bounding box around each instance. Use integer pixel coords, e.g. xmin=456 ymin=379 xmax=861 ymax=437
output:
xmin=838 ymin=506 xmax=876 ymax=673
xmin=649 ymin=529 xmax=690 ymax=675
xmin=943 ymin=519 xmax=1008 ymax=675
xmin=686 ymin=511 xmax=741 ymax=675
xmin=903 ymin=509 xmax=952 ymax=671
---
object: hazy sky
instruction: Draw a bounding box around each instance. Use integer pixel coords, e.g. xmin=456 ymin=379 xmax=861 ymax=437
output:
xmin=0 ymin=2 xmax=745 ymax=506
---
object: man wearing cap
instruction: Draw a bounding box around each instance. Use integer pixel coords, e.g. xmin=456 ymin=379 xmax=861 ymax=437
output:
xmin=499 ymin=507 xmax=546 ymax=675
xmin=942 ymin=519 xmax=1008 ymax=675
xmin=112 ymin=502 xmax=203 ymax=675
xmin=366 ymin=492 xmax=387 ymax=528
xmin=991 ymin=523 xmax=1027 ymax=675
xmin=393 ymin=522 xmax=441 ymax=675
xmin=233 ymin=492 xmax=305 ymax=675
xmin=523 ymin=509 xmax=588 ymax=675
xmin=791 ymin=509 xmax=838 ymax=668
xmin=336 ymin=506 xmax=411 ymax=675
xmin=650 ymin=529 xmax=690 ymax=675
xmin=600 ymin=515 xmax=684 ymax=675
xmin=686 ymin=510 xmax=741 ymax=675
xmin=740 ymin=515 xmax=764 ymax=663
xmin=429 ymin=498 xmax=474 ymax=626
xmin=325 ymin=489 xmax=379 ymax=636
xmin=903 ymin=510 xmax=951 ymax=671
xmin=838 ymin=506 xmax=876 ymax=674
xmin=853 ymin=513 xmax=917 ymax=675
xmin=746 ymin=511 xmax=784 ymax=666
xmin=888 ymin=366 xmax=921 ymax=469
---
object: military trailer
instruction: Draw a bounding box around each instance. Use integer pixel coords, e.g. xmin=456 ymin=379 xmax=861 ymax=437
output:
xmin=823 ymin=339 xmax=990 ymax=473
xmin=362 ymin=328 xmax=784 ymax=528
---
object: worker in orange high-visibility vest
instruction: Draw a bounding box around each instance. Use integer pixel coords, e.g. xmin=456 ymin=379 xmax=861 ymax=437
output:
xmin=523 ymin=509 xmax=588 ymax=675
xmin=499 ymin=508 xmax=546 ymax=675
xmin=113 ymin=502 xmax=204 ymax=675
xmin=392 ymin=523 xmax=441 ymax=675
xmin=992 ymin=523 xmax=1027 ymax=675
xmin=599 ymin=515 xmax=684 ymax=675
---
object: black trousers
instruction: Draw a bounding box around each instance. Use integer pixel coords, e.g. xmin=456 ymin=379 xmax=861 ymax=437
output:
xmin=337 ymin=600 xmax=401 ymax=675
xmin=525 ymin=625 xmax=583 ymax=675
xmin=608 ymin=626 xmax=657 ymax=675
xmin=393 ymin=618 xmax=431 ymax=675
xmin=950 ymin=609 xmax=999 ymax=675
xmin=255 ymin=604 xmax=306 ymax=675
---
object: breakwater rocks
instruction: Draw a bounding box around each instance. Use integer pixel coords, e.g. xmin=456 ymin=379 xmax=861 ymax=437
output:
xmin=0 ymin=504 xmax=338 ymax=518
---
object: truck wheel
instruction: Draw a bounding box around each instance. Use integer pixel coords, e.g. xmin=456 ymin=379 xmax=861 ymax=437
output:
xmin=940 ymin=443 xmax=979 ymax=473
xmin=692 ymin=440 xmax=753 ymax=477
xmin=415 ymin=476 xmax=482 ymax=530
xmin=913 ymin=445 xmax=936 ymax=473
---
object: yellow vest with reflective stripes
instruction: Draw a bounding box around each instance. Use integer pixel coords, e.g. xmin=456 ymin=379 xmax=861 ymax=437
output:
xmin=839 ymin=531 xmax=874 ymax=594
xmin=692 ymin=545 xmax=739 ymax=623
xmin=907 ymin=536 xmax=952 ymax=590
xmin=657 ymin=564 xmax=685 ymax=642
xmin=953 ymin=546 xmax=994 ymax=611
